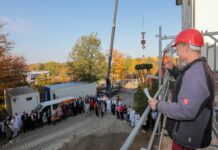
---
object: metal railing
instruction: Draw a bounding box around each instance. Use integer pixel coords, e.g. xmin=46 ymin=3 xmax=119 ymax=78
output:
xmin=147 ymin=81 xmax=170 ymax=150
xmin=120 ymin=75 xmax=170 ymax=150
xmin=212 ymin=116 xmax=218 ymax=138
xmin=208 ymin=117 xmax=218 ymax=149
xmin=157 ymin=115 xmax=167 ymax=150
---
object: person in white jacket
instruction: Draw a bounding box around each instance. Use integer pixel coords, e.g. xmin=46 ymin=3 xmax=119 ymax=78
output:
xmin=15 ymin=113 xmax=22 ymax=132
xmin=10 ymin=116 xmax=18 ymax=137
xmin=128 ymin=107 xmax=132 ymax=123
xmin=130 ymin=109 xmax=135 ymax=127
xmin=106 ymin=98 xmax=111 ymax=113
xmin=134 ymin=112 xmax=140 ymax=127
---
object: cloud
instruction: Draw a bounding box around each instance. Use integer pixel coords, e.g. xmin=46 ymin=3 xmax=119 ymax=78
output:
xmin=0 ymin=16 xmax=31 ymax=33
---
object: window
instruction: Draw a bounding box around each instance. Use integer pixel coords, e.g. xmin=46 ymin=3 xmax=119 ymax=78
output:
xmin=53 ymin=94 xmax=56 ymax=99
xmin=52 ymin=103 xmax=59 ymax=110
xmin=35 ymin=104 xmax=43 ymax=112
xmin=12 ymin=98 xmax=16 ymax=103
xmin=42 ymin=106 xmax=51 ymax=113
xmin=26 ymin=97 xmax=32 ymax=101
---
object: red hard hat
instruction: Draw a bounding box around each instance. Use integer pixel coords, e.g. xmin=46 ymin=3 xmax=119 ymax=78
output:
xmin=172 ymin=28 xmax=204 ymax=47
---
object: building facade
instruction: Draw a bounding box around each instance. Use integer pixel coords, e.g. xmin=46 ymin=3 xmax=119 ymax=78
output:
xmin=26 ymin=70 xmax=49 ymax=83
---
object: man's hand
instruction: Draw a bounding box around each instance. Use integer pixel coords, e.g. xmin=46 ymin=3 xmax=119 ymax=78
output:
xmin=165 ymin=61 xmax=174 ymax=70
xmin=148 ymin=99 xmax=159 ymax=111
xmin=163 ymin=56 xmax=173 ymax=70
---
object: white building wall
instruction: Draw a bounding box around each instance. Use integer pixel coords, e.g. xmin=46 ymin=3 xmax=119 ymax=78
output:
xmin=194 ymin=0 xmax=218 ymax=71
xmin=10 ymin=92 xmax=40 ymax=116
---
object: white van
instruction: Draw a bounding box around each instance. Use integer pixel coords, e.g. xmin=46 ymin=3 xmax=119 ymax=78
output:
xmin=35 ymin=96 xmax=76 ymax=123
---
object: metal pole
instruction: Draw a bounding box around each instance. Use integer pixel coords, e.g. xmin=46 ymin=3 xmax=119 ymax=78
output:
xmin=214 ymin=42 xmax=217 ymax=93
xmin=206 ymin=43 xmax=209 ymax=61
xmin=157 ymin=69 xmax=170 ymax=140
xmin=204 ymin=31 xmax=218 ymax=37
xmin=148 ymin=76 xmax=170 ymax=150
xmin=212 ymin=117 xmax=218 ymax=139
xmin=208 ymin=35 xmax=218 ymax=43
xmin=158 ymin=115 xmax=167 ymax=150
xmin=193 ymin=0 xmax=195 ymax=28
xmin=158 ymin=26 xmax=162 ymax=88
xmin=4 ymin=90 xmax=6 ymax=109
xmin=147 ymin=113 xmax=162 ymax=150
xmin=160 ymin=35 xmax=176 ymax=40
xmin=158 ymin=28 xmax=163 ymax=141
xmin=106 ymin=0 xmax=119 ymax=93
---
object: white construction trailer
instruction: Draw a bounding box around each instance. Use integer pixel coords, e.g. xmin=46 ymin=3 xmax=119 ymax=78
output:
xmin=44 ymin=82 xmax=97 ymax=101
xmin=5 ymin=86 xmax=40 ymax=116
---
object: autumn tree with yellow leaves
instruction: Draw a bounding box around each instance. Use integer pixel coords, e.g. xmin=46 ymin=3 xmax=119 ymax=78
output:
xmin=28 ymin=62 xmax=70 ymax=85
xmin=111 ymin=49 xmax=125 ymax=81
xmin=110 ymin=49 xmax=160 ymax=81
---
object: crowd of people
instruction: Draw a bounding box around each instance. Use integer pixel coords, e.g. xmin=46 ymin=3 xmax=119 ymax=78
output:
xmin=109 ymin=96 xmax=158 ymax=132
xmin=0 ymin=95 xmax=118 ymax=141
xmin=0 ymin=95 xmax=93 ymax=141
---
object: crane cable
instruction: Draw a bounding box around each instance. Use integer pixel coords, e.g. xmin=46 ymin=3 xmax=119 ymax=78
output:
xmin=141 ymin=0 xmax=146 ymax=58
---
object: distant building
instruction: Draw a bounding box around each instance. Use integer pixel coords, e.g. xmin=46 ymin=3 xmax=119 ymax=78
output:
xmin=26 ymin=70 xmax=49 ymax=83
xmin=5 ymin=86 xmax=40 ymax=116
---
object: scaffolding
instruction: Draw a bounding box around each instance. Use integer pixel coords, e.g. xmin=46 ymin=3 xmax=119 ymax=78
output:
xmin=120 ymin=26 xmax=218 ymax=150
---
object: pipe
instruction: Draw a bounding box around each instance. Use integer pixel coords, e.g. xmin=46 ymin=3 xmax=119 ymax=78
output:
xmin=158 ymin=26 xmax=162 ymax=89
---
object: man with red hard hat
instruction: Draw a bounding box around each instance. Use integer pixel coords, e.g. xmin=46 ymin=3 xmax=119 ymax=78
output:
xmin=149 ymin=28 xmax=214 ymax=150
